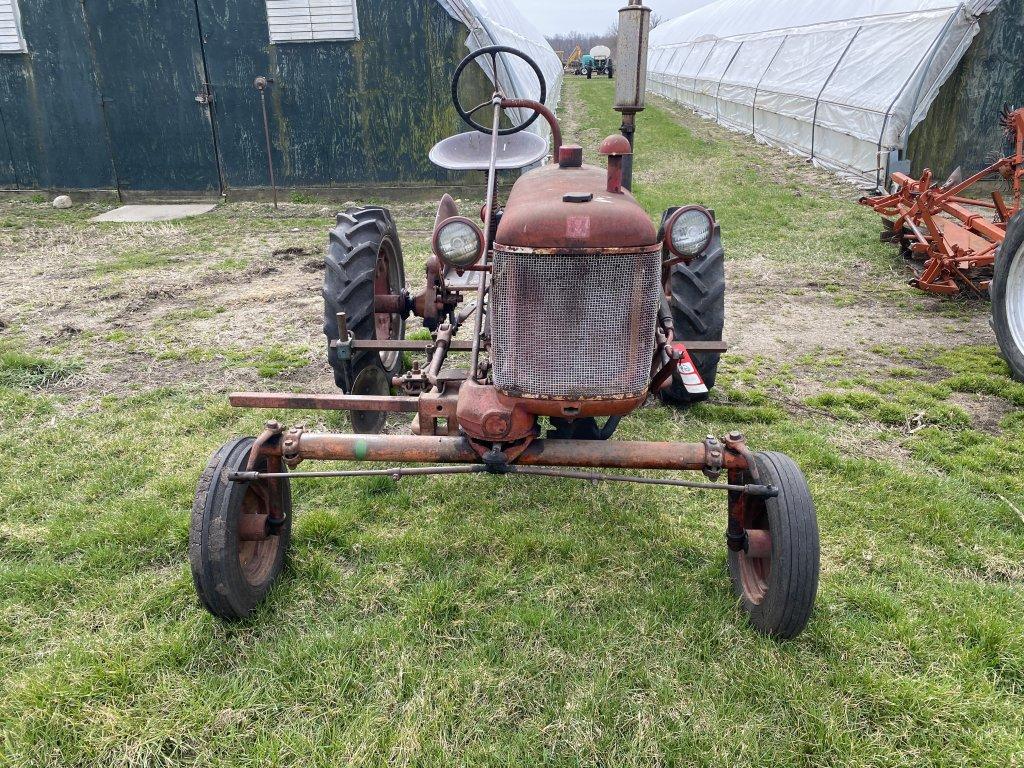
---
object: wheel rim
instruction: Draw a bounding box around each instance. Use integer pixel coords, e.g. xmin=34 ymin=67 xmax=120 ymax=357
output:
xmin=1006 ymin=243 xmax=1024 ymax=354
xmin=737 ymin=498 xmax=771 ymax=606
xmin=237 ymin=480 xmax=283 ymax=587
xmin=374 ymin=239 xmax=404 ymax=371
xmin=350 ymin=363 xmax=390 ymax=434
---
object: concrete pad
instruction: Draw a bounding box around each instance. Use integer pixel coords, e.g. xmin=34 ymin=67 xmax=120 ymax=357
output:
xmin=91 ymin=204 xmax=217 ymax=223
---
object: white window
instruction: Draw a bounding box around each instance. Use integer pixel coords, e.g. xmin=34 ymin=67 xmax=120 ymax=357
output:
xmin=266 ymin=0 xmax=360 ymax=44
xmin=0 ymin=0 xmax=26 ymax=54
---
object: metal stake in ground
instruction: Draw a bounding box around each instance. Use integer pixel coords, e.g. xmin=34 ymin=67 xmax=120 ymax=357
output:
xmin=254 ymin=77 xmax=278 ymax=209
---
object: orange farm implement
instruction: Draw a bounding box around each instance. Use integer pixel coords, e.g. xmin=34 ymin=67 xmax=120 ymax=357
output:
xmin=861 ymin=106 xmax=1024 ymax=297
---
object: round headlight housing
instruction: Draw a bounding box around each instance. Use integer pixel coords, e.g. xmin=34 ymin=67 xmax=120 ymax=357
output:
xmin=665 ymin=206 xmax=714 ymax=259
xmin=433 ymin=216 xmax=485 ymax=269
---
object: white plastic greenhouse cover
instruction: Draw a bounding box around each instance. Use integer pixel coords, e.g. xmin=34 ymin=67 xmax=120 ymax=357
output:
xmin=437 ymin=0 xmax=564 ymax=143
xmin=648 ymin=0 xmax=1003 ymax=187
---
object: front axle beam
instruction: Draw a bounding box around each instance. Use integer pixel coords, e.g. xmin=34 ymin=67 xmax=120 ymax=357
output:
xmin=259 ymin=432 xmax=750 ymax=472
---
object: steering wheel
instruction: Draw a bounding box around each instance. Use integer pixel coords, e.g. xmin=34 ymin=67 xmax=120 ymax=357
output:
xmin=452 ymin=45 xmax=547 ymax=136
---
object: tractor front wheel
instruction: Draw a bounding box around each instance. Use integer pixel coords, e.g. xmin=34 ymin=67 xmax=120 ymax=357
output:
xmin=992 ymin=211 xmax=1024 ymax=381
xmin=190 ymin=437 xmax=292 ymax=621
xmin=323 ymin=207 xmax=407 ymax=395
xmin=728 ymin=452 xmax=819 ymax=639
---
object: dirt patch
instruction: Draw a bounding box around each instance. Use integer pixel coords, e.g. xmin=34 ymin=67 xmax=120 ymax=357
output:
xmin=0 ymin=200 xmax=448 ymax=405
xmin=947 ymin=392 xmax=1015 ymax=435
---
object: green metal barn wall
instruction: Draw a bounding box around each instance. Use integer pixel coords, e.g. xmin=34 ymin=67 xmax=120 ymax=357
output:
xmin=908 ymin=0 xmax=1024 ymax=179
xmin=0 ymin=0 xmax=114 ymax=190
xmin=0 ymin=0 xmax=490 ymax=195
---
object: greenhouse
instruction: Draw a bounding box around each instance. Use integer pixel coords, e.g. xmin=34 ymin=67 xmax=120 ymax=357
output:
xmin=647 ymin=0 xmax=1006 ymax=187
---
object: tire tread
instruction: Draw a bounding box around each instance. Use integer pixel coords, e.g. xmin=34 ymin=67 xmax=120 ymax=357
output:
xmin=663 ymin=230 xmax=726 ymax=406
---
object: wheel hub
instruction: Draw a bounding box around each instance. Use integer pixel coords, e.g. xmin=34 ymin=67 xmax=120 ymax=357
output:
xmin=237 ymin=480 xmax=283 ymax=587
xmin=736 ymin=497 xmax=771 ymax=606
xmin=373 ymin=242 xmax=403 ymax=371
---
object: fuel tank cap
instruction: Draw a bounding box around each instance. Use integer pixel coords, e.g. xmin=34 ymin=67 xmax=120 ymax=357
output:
xmin=563 ymin=192 xmax=594 ymax=203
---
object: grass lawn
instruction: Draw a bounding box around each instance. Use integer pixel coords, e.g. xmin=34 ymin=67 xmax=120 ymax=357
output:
xmin=1 ymin=77 xmax=1023 ymax=766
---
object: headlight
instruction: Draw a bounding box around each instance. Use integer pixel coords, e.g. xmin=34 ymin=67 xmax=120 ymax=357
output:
xmin=433 ymin=216 xmax=485 ymax=269
xmin=665 ymin=206 xmax=714 ymax=259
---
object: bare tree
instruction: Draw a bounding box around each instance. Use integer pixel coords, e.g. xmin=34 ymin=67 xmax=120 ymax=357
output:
xmin=651 ymin=13 xmax=666 ymax=28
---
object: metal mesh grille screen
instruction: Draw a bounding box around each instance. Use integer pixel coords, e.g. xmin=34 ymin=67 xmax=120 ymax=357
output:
xmin=490 ymin=249 xmax=661 ymax=399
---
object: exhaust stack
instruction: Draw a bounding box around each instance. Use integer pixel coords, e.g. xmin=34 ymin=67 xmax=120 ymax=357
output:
xmin=614 ymin=0 xmax=652 ymax=191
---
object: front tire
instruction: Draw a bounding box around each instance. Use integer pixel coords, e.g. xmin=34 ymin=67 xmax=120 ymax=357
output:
xmin=992 ymin=211 xmax=1024 ymax=381
xmin=728 ymin=452 xmax=819 ymax=639
xmin=662 ymin=212 xmax=726 ymax=406
xmin=190 ymin=438 xmax=292 ymax=621
xmin=323 ymin=207 xmax=406 ymax=392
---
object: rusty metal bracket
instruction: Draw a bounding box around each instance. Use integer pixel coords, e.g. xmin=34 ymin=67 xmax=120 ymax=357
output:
xmin=723 ymin=431 xmax=761 ymax=553
xmin=281 ymin=426 xmax=305 ymax=469
xmin=330 ymin=312 xmax=355 ymax=362
xmin=703 ymin=435 xmax=724 ymax=481
xmin=247 ymin=420 xmax=285 ymax=472
xmin=723 ymin=431 xmax=758 ymax=482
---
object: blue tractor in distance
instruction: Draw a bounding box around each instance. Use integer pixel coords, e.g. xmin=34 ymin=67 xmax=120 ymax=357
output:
xmin=576 ymin=46 xmax=614 ymax=79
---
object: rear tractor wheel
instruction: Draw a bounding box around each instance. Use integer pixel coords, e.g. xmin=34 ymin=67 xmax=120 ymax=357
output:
xmin=190 ymin=437 xmax=292 ymax=621
xmin=661 ymin=210 xmax=726 ymax=406
xmin=992 ymin=211 xmax=1024 ymax=381
xmin=323 ymin=207 xmax=407 ymax=431
xmin=728 ymin=452 xmax=819 ymax=639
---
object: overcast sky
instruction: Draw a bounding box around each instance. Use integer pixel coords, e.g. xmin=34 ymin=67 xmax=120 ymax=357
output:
xmin=514 ymin=0 xmax=714 ymax=35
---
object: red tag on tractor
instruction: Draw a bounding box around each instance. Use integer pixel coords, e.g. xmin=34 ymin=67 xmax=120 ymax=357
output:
xmin=673 ymin=343 xmax=708 ymax=395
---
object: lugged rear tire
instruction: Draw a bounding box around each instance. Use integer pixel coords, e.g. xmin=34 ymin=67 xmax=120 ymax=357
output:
xmin=323 ymin=207 xmax=406 ymax=392
xmin=662 ymin=212 xmax=726 ymax=406
xmin=728 ymin=452 xmax=819 ymax=640
xmin=992 ymin=211 xmax=1024 ymax=381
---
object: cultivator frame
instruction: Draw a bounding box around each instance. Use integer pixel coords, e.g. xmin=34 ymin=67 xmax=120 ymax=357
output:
xmin=861 ymin=107 xmax=1024 ymax=296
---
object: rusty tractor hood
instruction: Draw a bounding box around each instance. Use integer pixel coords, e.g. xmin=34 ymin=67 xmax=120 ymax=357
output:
xmin=495 ymin=163 xmax=658 ymax=250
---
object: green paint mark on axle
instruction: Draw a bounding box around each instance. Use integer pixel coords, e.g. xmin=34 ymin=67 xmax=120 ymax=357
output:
xmin=354 ymin=440 xmax=369 ymax=461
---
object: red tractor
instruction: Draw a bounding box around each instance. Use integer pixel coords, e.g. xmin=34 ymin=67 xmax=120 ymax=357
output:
xmin=189 ymin=45 xmax=820 ymax=639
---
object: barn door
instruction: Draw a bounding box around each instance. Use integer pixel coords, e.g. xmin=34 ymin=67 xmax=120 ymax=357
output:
xmin=81 ymin=0 xmax=222 ymax=194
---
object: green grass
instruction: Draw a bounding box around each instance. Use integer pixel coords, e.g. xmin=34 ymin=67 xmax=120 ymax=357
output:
xmin=1 ymin=79 xmax=1023 ymax=766
xmin=0 ymin=342 xmax=79 ymax=388
xmin=92 ymin=248 xmax=178 ymax=275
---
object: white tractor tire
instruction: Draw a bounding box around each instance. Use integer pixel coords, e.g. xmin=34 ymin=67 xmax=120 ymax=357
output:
xmin=992 ymin=212 xmax=1024 ymax=381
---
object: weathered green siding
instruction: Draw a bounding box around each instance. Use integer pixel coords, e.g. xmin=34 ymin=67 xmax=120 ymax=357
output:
xmin=0 ymin=0 xmax=489 ymax=194
xmin=908 ymin=0 xmax=1024 ymax=178
xmin=196 ymin=0 xmax=488 ymax=189
xmin=0 ymin=0 xmax=114 ymax=189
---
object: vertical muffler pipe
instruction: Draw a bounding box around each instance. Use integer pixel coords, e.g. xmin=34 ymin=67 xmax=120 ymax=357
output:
xmin=615 ymin=0 xmax=652 ymax=191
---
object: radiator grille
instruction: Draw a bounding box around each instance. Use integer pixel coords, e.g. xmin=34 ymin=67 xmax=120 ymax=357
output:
xmin=490 ymin=248 xmax=661 ymax=399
